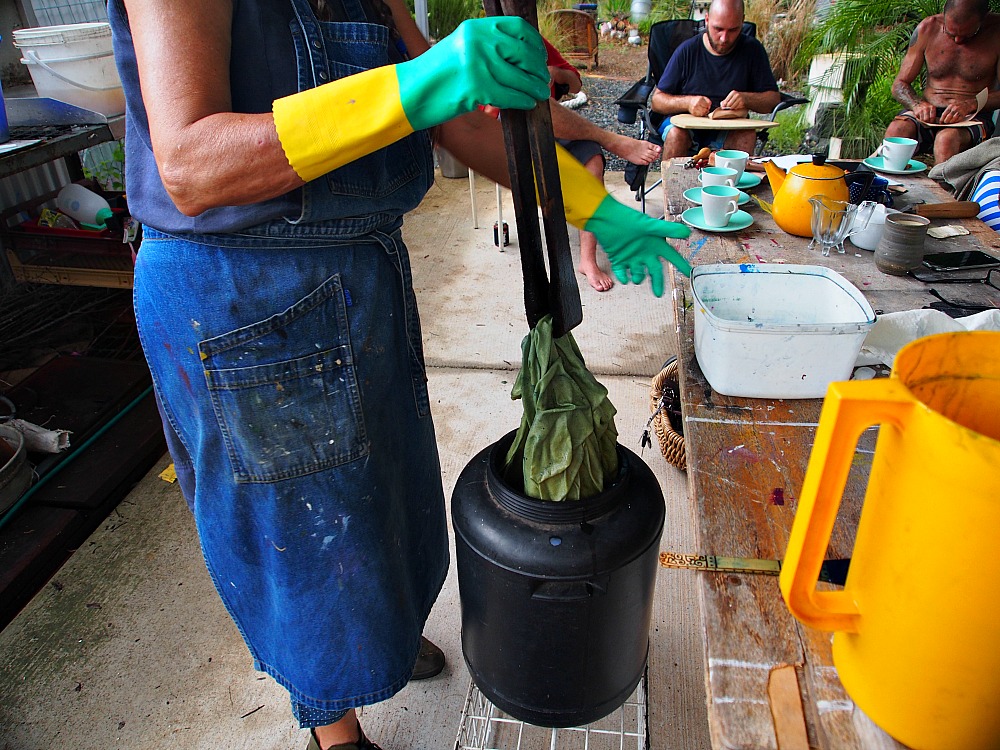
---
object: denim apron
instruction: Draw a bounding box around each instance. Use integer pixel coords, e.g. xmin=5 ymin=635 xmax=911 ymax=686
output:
xmin=131 ymin=0 xmax=447 ymax=722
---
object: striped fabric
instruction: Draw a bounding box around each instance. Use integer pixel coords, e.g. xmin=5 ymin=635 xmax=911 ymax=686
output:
xmin=972 ymin=170 xmax=1000 ymax=232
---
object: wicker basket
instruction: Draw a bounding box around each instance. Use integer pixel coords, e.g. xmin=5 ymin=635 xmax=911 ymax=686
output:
xmin=649 ymin=357 xmax=686 ymax=471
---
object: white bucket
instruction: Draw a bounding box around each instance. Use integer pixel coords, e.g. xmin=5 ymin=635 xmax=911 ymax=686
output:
xmin=691 ymin=264 xmax=875 ymax=398
xmin=13 ymin=22 xmax=124 ymax=116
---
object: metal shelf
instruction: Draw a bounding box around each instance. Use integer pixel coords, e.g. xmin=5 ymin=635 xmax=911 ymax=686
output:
xmin=454 ymin=675 xmax=648 ymax=750
xmin=1 ymin=97 xmax=124 ymax=180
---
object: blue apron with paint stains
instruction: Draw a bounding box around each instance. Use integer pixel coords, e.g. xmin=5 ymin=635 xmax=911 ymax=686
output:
xmin=117 ymin=0 xmax=447 ymax=714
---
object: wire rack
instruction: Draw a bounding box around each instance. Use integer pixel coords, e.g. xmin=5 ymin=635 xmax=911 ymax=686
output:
xmin=454 ymin=674 xmax=648 ymax=750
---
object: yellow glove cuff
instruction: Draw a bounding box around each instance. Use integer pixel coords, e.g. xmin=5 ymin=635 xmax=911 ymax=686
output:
xmin=273 ymin=66 xmax=415 ymax=183
xmin=554 ymin=144 xmax=609 ymax=229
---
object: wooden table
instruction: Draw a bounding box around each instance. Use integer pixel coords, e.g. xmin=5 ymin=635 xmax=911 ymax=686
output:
xmin=662 ymin=158 xmax=1000 ymax=749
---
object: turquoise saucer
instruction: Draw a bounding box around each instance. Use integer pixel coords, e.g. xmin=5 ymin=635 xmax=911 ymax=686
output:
xmin=736 ymin=172 xmax=763 ymax=189
xmin=862 ymin=156 xmax=928 ymax=175
xmin=681 ymin=207 xmax=754 ymax=232
xmin=684 ymin=187 xmax=750 ymax=206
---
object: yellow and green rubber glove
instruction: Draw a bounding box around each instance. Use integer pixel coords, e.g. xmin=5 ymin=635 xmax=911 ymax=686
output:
xmin=555 ymin=146 xmax=692 ymax=296
xmin=273 ymin=17 xmax=550 ymax=182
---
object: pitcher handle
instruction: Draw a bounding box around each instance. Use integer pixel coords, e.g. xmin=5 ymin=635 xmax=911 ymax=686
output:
xmin=846 ymin=201 xmax=877 ymax=237
xmin=779 ymin=379 xmax=913 ymax=633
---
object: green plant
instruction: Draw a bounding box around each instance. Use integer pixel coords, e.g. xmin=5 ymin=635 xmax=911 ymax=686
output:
xmin=599 ymin=0 xmax=633 ymax=23
xmin=538 ymin=0 xmax=570 ymax=49
xmin=763 ymin=106 xmax=808 ymax=154
xmin=426 ymin=0 xmax=481 ymax=40
xmin=82 ymin=139 xmax=125 ymax=193
xmin=639 ymin=0 xmax=692 ymax=33
xmin=754 ymin=0 xmax=815 ymax=84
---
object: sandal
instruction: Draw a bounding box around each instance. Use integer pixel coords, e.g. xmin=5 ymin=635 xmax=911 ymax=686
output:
xmin=306 ymin=725 xmax=383 ymax=750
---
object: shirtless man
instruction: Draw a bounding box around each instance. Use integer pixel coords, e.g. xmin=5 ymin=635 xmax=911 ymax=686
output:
xmin=887 ymin=0 xmax=1000 ymax=163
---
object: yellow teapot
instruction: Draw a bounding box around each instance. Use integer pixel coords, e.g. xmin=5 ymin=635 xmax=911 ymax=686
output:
xmin=764 ymin=155 xmax=851 ymax=237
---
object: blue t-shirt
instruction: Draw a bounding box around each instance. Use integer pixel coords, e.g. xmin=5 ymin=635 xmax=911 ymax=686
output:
xmin=656 ymin=33 xmax=778 ymax=110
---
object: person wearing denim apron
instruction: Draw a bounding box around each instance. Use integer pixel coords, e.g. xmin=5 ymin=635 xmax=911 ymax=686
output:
xmin=110 ymin=0 xmax=457 ymax=745
xmin=111 ymin=0 xmax=691 ymax=745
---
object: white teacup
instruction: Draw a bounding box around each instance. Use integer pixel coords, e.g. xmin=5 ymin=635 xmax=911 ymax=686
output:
xmin=877 ymin=137 xmax=917 ymax=171
xmin=699 ymin=166 xmax=738 ymax=189
xmin=701 ymin=185 xmax=740 ymax=227
xmin=714 ymin=149 xmax=749 ymax=182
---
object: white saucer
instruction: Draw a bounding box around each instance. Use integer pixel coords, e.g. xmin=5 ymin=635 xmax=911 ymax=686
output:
xmin=684 ymin=187 xmax=750 ymax=206
xmin=736 ymin=172 xmax=763 ymax=189
xmin=681 ymin=207 xmax=754 ymax=232
xmin=862 ymin=156 xmax=928 ymax=175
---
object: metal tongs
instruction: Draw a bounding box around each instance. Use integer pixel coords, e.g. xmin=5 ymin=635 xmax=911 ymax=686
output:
xmin=483 ymin=0 xmax=582 ymax=338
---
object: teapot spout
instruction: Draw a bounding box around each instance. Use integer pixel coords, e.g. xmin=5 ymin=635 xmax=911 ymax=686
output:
xmin=764 ymin=160 xmax=786 ymax=195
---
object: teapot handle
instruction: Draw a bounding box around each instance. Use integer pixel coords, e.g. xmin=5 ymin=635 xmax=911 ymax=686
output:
xmin=780 ymin=379 xmax=913 ymax=633
xmin=849 ymin=169 xmax=877 ymax=205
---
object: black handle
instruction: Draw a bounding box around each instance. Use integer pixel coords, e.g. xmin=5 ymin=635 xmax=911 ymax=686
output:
xmin=483 ymin=0 xmax=583 ymax=338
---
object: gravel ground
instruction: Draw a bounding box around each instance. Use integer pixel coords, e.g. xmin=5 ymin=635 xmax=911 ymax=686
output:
xmin=575 ymin=75 xmax=654 ymax=174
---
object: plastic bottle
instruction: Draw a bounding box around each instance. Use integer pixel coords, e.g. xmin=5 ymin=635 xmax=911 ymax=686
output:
xmin=56 ymin=183 xmax=113 ymax=228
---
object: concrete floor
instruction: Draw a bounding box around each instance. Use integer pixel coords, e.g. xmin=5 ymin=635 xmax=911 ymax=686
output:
xmin=0 ymin=172 xmax=712 ymax=750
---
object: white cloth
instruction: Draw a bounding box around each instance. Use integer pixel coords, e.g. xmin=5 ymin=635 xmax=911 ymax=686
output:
xmin=928 ymin=137 xmax=1000 ymax=199
xmin=856 ymin=309 xmax=1000 ymax=368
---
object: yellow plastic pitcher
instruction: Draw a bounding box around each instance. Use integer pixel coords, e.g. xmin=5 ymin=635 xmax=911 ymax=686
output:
xmin=780 ymin=331 xmax=1000 ymax=750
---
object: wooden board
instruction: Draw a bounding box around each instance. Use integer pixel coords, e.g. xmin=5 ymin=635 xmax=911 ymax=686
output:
xmin=670 ymin=114 xmax=781 ymax=130
xmin=7 ymin=248 xmax=134 ymax=289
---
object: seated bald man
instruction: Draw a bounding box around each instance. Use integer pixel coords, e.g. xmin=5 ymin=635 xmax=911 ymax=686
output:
xmin=650 ymin=0 xmax=781 ymax=158
xmin=886 ymin=0 xmax=1000 ymax=164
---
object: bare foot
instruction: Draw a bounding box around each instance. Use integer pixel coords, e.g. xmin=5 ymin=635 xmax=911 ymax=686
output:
xmin=606 ymin=134 xmax=661 ymax=165
xmin=580 ymin=264 xmax=614 ymax=292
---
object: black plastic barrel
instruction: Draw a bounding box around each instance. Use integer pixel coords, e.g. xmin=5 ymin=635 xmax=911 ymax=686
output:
xmin=452 ymin=430 xmax=665 ymax=728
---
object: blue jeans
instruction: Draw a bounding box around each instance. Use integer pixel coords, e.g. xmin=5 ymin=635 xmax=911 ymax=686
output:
xmin=136 ymin=225 xmax=448 ymax=724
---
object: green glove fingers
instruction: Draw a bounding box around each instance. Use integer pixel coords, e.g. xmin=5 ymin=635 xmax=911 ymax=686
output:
xmin=397 ymin=17 xmax=550 ymax=132
xmin=585 ymin=195 xmax=693 ymax=295
xmin=611 ymin=260 xmax=664 ymax=298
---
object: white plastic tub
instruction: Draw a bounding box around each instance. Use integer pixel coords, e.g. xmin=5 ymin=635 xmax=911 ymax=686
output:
xmin=691 ymin=264 xmax=875 ymax=398
xmin=13 ymin=22 xmax=125 ymax=116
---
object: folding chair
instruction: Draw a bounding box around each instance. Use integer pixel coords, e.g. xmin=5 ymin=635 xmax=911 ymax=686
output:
xmin=614 ymin=19 xmax=807 ymax=213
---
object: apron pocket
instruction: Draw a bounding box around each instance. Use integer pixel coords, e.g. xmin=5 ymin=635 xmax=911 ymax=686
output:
xmin=199 ymin=275 xmax=369 ymax=483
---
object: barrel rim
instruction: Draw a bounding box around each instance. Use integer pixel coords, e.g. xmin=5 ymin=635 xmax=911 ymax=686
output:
xmin=487 ymin=429 xmax=628 ymax=523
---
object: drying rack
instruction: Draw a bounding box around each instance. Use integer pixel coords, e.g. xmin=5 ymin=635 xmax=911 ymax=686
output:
xmin=454 ymin=674 xmax=648 ymax=750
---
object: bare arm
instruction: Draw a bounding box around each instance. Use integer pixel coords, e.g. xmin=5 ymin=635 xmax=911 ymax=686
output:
xmin=549 ymin=66 xmax=583 ymax=95
xmin=892 ymin=19 xmax=937 ymax=122
xmin=651 ymin=88 xmax=711 ymax=117
xmin=123 ymin=0 xmax=303 ymax=216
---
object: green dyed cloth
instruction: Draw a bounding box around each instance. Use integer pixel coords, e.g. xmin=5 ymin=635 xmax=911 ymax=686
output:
xmin=504 ymin=315 xmax=618 ymax=501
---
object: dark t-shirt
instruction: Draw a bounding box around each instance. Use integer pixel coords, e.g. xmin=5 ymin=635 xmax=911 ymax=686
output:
xmin=656 ymin=33 xmax=778 ymax=109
